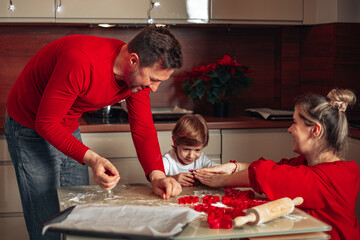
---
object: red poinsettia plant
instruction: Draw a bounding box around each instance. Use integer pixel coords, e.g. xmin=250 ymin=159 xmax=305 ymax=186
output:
xmin=182 ymin=55 xmax=253 ymax=104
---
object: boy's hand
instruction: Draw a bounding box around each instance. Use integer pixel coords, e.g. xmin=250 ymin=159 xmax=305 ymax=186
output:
xmin=173 ymin=173 xmax=195 ymax=187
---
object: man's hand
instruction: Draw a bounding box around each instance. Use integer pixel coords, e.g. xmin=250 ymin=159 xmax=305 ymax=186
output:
xmin=172 ymin=173 xmax=195 ymax=187
xmin=149 ymin=170 xmax=182 ymax=199
xmin=83 ymin=150 xmax=120 ymax=191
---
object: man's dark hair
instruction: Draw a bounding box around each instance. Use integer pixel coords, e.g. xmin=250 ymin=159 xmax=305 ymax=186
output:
xmin=127 ymin=26 xmax=182 ymax=69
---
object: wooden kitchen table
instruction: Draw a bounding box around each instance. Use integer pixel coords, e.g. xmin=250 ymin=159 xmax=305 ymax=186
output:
xmin=55 ymin=184 xmax=331 ymax=240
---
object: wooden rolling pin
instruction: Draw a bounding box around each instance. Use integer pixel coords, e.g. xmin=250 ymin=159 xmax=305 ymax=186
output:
xmin=234 ymin=197 xmax=303 ymax=227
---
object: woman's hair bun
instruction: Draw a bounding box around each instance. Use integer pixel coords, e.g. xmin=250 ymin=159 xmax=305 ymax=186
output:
xmin=327 ymin=89 xmax=356 ymax=112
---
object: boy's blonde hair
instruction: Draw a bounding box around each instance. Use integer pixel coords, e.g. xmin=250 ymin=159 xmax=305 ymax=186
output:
xmin=172 ymin=114 xmax=209 ymax=149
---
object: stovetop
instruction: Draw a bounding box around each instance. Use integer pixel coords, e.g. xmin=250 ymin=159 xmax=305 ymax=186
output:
xmin=83 ymin=115 xmax=180 ymax=125
xmin=83 ymin=116 xmax=129 ymax=125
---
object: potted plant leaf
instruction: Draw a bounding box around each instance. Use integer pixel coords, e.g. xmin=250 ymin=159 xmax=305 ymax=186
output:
xmin=182 ymin=55 xmax=254 ymax=117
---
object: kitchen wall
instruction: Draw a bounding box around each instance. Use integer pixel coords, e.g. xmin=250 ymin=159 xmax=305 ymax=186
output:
xmin=0 ymin=23 xmax=359 ymax=128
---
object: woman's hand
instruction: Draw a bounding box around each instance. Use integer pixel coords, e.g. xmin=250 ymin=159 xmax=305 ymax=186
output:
xmin=172 ymin=173 xmax=195 ymax=187
xmin=194 ymin=169 xmax=251 ymax=188
xmin=193 ymin=171 xmax=229 ymax=188
xmin=83 ymin=150 xmax=120 ymax=191
xmin=196 ymin=162 xmax=251 ymax=175
xmin=196 ymin=162 xmax=236 ymax=175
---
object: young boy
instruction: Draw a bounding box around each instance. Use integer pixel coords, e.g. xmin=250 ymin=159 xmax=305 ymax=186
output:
xmin=162 ymin=114 xmax=218 ymax=187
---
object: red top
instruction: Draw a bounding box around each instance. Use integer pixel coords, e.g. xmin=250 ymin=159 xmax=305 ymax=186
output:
xmin=7 ymin=35 xmax=164 ymax=176
xmin=248 ymin=155 xmax=360 ymax=240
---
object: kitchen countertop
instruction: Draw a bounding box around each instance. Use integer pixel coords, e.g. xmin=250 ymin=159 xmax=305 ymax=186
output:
xmin=1 ymin=116 xmax=360 ymax=139
xmin=54 ymin=184 xmax=331 ymax=240
xmin=78 ymin=116 xmax=294 ymax=133
xmin=78 ymin=116 xmax=360 ymax=140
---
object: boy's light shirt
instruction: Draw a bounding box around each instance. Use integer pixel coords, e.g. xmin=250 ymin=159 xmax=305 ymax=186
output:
xmin=162 ymin=149 xmax=218 ymax=175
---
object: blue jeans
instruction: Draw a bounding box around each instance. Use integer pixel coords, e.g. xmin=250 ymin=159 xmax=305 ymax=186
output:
xmin=5 ymin=116 xmax=89 ymax=240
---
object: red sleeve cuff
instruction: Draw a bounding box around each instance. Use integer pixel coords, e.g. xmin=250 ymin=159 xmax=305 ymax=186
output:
xmin=248 ymin=158 xmax=266 ymax=194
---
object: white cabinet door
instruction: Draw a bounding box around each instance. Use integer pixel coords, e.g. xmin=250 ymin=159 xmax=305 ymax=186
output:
xmin=0 ymin=216 xmax=28 ymax=240
xmin=0 ymin=0 xmax=55 ymax=22
xmin=221 ymin=128 xmax=295 ymax=163
xmin=55 ymin=0 xmax=148 ymax=23
xmin=157 ymin=129 xmax=221 ymax=162
xmin=81 ymin=132 xmax=137 ymax=158
xmin=0 ymin=165 xmax=23 ymax=213
xmin=211 ymin=0 xmax=303 ymax=24
xmin=0 ymin=136 xmax=28 ymax=240
xmin=0 ymin=137 xmax=22 ymax=213
xmin=151 ymin=0 xmax=209 ymax=24
xmin=303 ymin=0 xmax=360 ymax=24
xmin=0 ymin=136 xmax=11 ymax=162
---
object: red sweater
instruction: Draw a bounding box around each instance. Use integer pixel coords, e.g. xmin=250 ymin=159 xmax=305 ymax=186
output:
xmin=7 ymin=35 xmax=164 ymax=176
xmin=248 ymin=155 xmax=360 ymax=240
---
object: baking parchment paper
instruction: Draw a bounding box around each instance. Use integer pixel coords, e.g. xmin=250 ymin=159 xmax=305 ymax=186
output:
xmin=42 ymin=204 xmax=202 ymax=238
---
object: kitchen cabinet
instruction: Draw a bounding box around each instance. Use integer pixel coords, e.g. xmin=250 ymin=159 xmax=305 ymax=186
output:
xmin=55 ymin=0 xmax=148 ymax=24
xmin=1 ymin=0 xmax=358 ymax=25
xmin=210 ymin=0 xmax=304 ymax=25
xmin=0 ymin=136 xmax=28 ymax=240
xmin=81 ymin=130 xmax=221 ymax=184
xmin=0 ymin=0 xmax=55 ymax=22
xmin=1 ymin=128 xmax=358 ymax=239
xmin=303 ymin=0 xmax=360 ymax=24
xmin=150 ymin=0 xmax=209 ymax=24
xmin=348 ymin=137 xmax=360 ymax=221
xmin=210 ymin=0 xmax=360 ymax=25
xmin=55 ymin=0 xmax=209 ymax=24
xmin=221 ymin=128 xmax=295 ymax=163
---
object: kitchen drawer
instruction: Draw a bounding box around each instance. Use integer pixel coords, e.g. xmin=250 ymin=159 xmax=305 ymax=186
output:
xmin=0 ymin=215 xmax=28 ymax=240
xmin=221 ymin=128 xmax=295 ymax=163
xmin=81 ymin=131 xmax=173 ymax=158
xmin=211 ymin=0 xmax=303 ymax=23
xmin=88 ymin=157 xmax=148 ymax=185
xmin=81 ymin=132 xmax=137 ymax=158
xmin=150 ymin=0 xmax=209 ymax=23
xmin=0 ymin=164 xmax=22 ymax=213
xmin=157 ymin=129 xmax=221 ymax=156
xmin=81 ymin=130 xmax=221 ymax=159
xmin=103 ymin=157 xmax=148 ymax=185
xmin=205 ymin=130 xmax=222 ymax=155
xmin=89 ymin=155 xmax=221 ymax=185
xmin=55 ymin=0 xmax=148 ymax=24
xmin=0 ymin=0 xmax=55 ymax=22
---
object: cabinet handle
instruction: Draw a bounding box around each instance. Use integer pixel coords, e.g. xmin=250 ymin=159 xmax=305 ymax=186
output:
xmin=57 ymin=0 xmax=62 ymax=13
xmin=8 ymin=0 xmax=15 ymax=12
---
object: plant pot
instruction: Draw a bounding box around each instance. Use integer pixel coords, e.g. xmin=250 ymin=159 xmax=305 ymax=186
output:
xmin=213 ymin=102 xmax=229 ymax=118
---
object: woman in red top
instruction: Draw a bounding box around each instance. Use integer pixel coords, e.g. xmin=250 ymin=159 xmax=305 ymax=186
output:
xmin=194 ymin=89 xmax=359 ymax=239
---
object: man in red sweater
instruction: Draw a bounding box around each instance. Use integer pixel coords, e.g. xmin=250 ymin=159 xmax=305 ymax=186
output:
xmin=5 ymin=26 xmax=183 ymax=240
